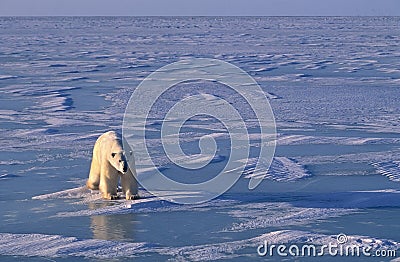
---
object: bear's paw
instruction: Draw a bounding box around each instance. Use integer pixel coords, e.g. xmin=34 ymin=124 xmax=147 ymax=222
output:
xmin=110 ymin=195 xmax=119 ymax=200
xmin=127 ymin=194 xmax=140 ymax=200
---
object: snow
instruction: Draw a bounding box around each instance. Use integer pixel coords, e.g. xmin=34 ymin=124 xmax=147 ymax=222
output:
xmin=0 ymin=230 xmax=398 ymax=260
xmin=0 ymin=232 xmax=148 ymax=259
xmin=1 ymin=16 xmax=399 ymax=261
xmin=372 ymin=161 xmax=400 ymax=182
xmin=244 ymin=156 xmax=310 ymax=182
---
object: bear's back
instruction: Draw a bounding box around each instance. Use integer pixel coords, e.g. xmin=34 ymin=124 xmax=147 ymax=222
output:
xmin=96 ymin=131 xmax=122 ymax=144
xmin=94 ymin=131 xmax=122 ymax=158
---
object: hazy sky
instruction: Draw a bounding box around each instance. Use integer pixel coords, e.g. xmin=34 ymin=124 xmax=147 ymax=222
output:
xmin=1 ymin=0 xmax=399 ymax=16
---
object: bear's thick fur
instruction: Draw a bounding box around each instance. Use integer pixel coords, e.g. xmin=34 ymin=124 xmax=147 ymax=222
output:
xmin=86 ymin=131 xmax=139 ymax=200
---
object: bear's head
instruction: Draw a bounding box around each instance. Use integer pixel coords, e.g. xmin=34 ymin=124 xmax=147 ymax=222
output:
xmin=109 ymin=151 xmax=131 ymax=174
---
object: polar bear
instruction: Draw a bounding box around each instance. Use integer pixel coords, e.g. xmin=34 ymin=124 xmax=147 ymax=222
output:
xmin=86 ymin=131 xmax=139 ymax=200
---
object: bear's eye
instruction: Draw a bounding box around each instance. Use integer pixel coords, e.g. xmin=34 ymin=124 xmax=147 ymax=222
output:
xmin=119 ymin=160 xmax=123 ymax=163
xmin=111 ymin=153 xmax=116 ymax=158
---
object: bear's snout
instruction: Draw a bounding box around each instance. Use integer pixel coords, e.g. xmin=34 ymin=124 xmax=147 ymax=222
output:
xmin=123 ymin=165 xmax=128 ymax=173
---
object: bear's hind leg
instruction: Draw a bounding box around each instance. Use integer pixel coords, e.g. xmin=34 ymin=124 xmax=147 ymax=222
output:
xmin=86 ymin=159 xmax=100 ymax=190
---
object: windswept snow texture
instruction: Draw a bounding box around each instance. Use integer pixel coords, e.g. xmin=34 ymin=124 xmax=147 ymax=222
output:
xmin=223 ymin=202 xmax=356 ymax=232
xmin=0 ymin=231 xmax=398 ymax=260
xmin=0 ymin=233 xmax=149 ymax=259
xmin=244 ymin=157 xmax=310 ymax=182
xmin=372 ymin=161 xmax=400 ymax=182
xmin=1 ymin=17 xmax=400 ymax=261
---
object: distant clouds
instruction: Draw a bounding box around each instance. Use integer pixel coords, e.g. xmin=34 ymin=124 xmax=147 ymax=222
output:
xmin=0 ymin=0 xmax=399 ymax=16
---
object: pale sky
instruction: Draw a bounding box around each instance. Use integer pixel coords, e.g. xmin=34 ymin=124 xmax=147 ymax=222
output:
xmin=0 ymin=0 xmax=399 ymax=16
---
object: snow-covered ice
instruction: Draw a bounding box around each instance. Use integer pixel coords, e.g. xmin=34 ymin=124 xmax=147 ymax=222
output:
xmin=1 ymin=16 xmax=399 ymax=261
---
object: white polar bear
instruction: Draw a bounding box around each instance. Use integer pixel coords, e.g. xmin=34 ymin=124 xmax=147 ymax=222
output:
xmin=86 ymin=131 xmax=139 ymax=200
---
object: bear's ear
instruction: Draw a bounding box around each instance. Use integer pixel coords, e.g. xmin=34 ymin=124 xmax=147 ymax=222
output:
xmin=111 ymin=153 xmax=116 ymax=158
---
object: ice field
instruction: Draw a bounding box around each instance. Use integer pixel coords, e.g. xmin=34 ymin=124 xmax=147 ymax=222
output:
xmin=0 ymin=17 xmax=399 ymax=261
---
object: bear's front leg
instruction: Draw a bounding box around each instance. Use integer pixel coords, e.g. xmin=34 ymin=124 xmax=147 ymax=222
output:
xmin=99 ymin=170 xmax=119 ymax=200
xmin=121 ymin=168 xmax=139 ymax=200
